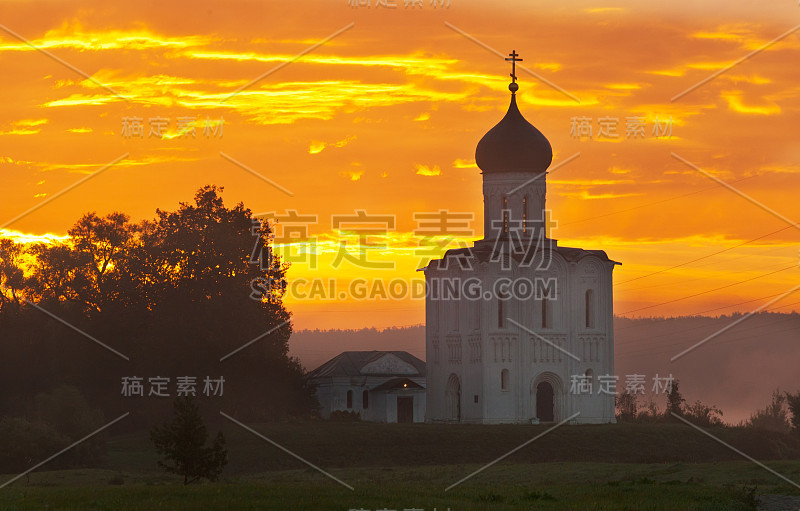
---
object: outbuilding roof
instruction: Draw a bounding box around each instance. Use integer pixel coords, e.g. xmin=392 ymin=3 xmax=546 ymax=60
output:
xmin=306 ymin=351 xmax=426 ymax=379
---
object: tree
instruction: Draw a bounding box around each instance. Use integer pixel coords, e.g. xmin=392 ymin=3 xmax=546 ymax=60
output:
xmin=615 ymin=392 xmax=638 ymax=422
xmin=0 ymin=238 xmax=28 ymax=312
xmin=132 ymin=185 xmax=306 ymax=419
xmin=637 ymin=399 xmax=662 ymax=423
xmin=785 ymin=391 xmax=800 ymax=437
xmin=150 ymin=397 xmax=227 ymax=484
xmin=748 ymin=389 xmax=790 ymax=433
xmin=666 ymin=379 xmax=685 ymax=417
xmin=64 ymin=211 xmax=139 ymax=314
xmin=683 ymin=400 xmax=723 ymax=427
xmin=0 ymin=186 xmax=318 ymax=422
xmin=28 ymin=212 xmax=139 ymax=314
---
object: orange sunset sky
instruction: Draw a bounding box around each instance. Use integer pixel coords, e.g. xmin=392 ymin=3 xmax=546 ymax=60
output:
xmin=1 ymin=0 xmax=798 ymax=330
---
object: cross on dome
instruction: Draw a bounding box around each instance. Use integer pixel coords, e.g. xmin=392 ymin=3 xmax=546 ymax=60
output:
xmin=474 ymin=49 xmax=552 ymax=174
xmin=505 ymin=50 xmax=522 ymax=84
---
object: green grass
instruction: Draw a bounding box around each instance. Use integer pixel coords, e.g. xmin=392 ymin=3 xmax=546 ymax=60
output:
xmin=1 ymin=462 xmax=793 ymax=510
xmin=2 ymin=422 xmax=800 ymax=510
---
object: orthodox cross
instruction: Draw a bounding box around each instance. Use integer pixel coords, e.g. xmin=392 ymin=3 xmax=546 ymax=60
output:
xmin=505 ymin=50 xmax=522 ymax=83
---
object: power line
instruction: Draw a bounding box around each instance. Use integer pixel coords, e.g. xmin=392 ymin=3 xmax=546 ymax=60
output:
xmin=683 ymin=242 xmax=794 ymax=271
xmin=613 ymin=291 xmax=788 ymax=332
xmin=559 ymin=176 xmax=756 ymax=228
xmin=617 ymin=264 xmax=797 ymax=315
xmin=617 ymin=259 xmax=794 ymax=294
xmin=615 ymin=225 xmax=796 ymax=286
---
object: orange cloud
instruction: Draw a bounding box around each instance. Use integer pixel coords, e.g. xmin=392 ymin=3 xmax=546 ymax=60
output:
xmin=0 ymin=26 xmax=213 ymax=53
xmin=0 ymin=118 xmax=48 ymax=135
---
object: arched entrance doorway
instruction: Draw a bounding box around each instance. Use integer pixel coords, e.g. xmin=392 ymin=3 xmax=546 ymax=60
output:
xmin=535 ymin=382 xmax=554 ymax=422
xmin=445 ymin=374 xmax=461 ymax=421
xmin=531 ymin=372 xmax=562 ymax=422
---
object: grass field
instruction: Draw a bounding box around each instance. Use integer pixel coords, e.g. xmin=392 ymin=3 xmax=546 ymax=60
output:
xmin=106 ymin=421 xmax=800 ymax=471
xmin=2 ymin=422 xmax=799 ymax=510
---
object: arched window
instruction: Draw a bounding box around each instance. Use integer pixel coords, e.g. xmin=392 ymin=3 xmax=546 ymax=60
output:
xmin=446 ymin=374 xmax=461 ymax=421
xmin=585 ymin=289 xmax=594 ymax=328
xmin=346 ymin=390 xmax=353 ymax=409
xmin=362 ymin=390 xmax=369 ymax=409
xmin=501 ymin=369 xmax=510 ymax=390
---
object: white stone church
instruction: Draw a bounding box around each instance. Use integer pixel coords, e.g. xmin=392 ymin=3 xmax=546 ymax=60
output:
xmin=424 ymin=58 xmax=620 ymax=424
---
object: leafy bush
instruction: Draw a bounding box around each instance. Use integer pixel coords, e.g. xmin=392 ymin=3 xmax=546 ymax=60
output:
xmin=34 ymin=385 xmax=107 ymax=466
xmin=615 ymin=393 xmax=638 ymax=422
xmin=329 ymin=410 xmax=360 ymax=422
xmin=632 ymin=399 xmax=663 ymax=423
xmin=0 ymin=417 xmax=69 ymax=473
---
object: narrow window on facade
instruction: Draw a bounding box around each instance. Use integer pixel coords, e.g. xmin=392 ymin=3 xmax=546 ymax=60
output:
xmin=502 ymin=196 xmax=509 ymax=235
xmin=541 ymin=298 xmax=549 ymax=329
xmin=522 ymin=196 xmax=528 ymax=234
xmin=498 ymin=292 xmax=508 ymax=328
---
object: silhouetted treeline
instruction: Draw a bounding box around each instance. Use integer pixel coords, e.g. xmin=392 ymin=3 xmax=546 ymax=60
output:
xmin=0 ymin=185 xmax=318 ymax=433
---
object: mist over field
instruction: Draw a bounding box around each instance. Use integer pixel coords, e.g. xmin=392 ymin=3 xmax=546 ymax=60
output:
xmin=291 ymin=312 xmax=800 ymax=425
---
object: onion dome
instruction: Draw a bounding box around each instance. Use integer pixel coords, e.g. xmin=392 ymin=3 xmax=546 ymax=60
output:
xmin=475 ymin=82 xmax=553 ymax=174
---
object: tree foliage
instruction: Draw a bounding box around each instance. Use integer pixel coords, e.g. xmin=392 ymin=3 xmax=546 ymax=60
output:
xmin=0 ymin=185 xmax=317 ymax=425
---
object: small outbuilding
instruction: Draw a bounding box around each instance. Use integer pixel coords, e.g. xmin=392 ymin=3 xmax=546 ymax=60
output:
xmin=307 ymin=351 xmax=426 ymax=423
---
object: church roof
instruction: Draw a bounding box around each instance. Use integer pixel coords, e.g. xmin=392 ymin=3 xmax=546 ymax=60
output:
xmin=475 ymin=90 xmax=553 ymax=174
xmin=427 ymin=242 xmax=621 ymax=269
xmin=306 ymin=351 xmax=426 ymax=379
